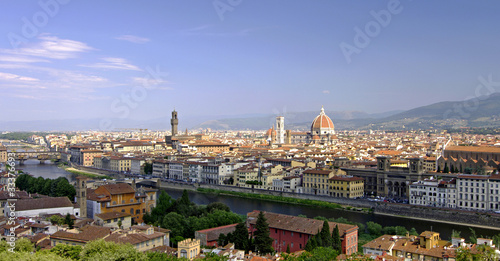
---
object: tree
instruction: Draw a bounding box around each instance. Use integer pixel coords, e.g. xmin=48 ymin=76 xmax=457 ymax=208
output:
xmin=493 ymin=234 xmax=500 ymax=249
xmin=286 ymin=244 xmax=291 ymax=253
xmin=366 ymin=222 xmax=382 ymax=237
xmin=469 ymin=228 xmax=477 ymax=244
xmin=80 ymin=239 xmax=147 ymax=261
xmin=218 ymin=233 xmax=227 ymax=246
xmin=298 ymin=247 xmax=339 ymax=261
xmin=207 ymin=202 xmax=231 ymax=213
xmin=319 ymin=221 xmax=332 ymax=247
xmin=253 ymin=211 xmax=274 ymax=254
xmin=409 ymin=227 xmax=418 ymax=236
xmin=64 ymin=213 xmax=74 ymax=229
xmin=304 ymin=236 xmax=317 ymax=252
xmin=443 ymin=163 xmax=449 ymax=173
xmin=143 ymin=163 xmax=153 ymax=175
xmin=50 ymin=244 xmax=82 ymax=260
xmin=451 ymin=229 xmax=461 ymax=239
xmin=232 ymin=222 xmax=249 ymax=251
xmin=49 ymin=215 xmax=64 ymax=225
xmin=332 ymin=225 xmax=342 ymax=252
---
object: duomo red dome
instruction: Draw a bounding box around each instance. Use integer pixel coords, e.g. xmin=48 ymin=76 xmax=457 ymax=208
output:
xmin=311 ymin=106 xmax=335 ymax=135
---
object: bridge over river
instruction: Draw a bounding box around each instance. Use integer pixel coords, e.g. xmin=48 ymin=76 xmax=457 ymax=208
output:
xmin=8 ymin=150 xmax=61 ymax=164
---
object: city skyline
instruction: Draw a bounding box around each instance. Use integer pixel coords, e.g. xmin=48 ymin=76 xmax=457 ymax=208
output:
xmin=1 ymin=1 xmax=500 ymax=124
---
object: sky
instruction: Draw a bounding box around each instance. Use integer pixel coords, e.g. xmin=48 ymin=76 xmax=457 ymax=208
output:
xmin=1 ymin=0 xmax=500 ymax=124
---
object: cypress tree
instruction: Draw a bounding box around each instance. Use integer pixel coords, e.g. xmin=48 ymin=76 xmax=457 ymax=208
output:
xmin=254 ymin=211 xmax=274 ymax=254
xmin=233 ymin=222 xmax=249 ymax=251
xmin=332 ymin=225 xmax=341 ymax=252
xmin=319 ymin=221 xmax=332 ymax=247
xmin=443 ymin=163 xmax=449 ymax=173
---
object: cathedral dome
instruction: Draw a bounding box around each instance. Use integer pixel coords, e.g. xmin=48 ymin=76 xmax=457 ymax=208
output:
xmin=311 ymin=106 xmax=335 ymax=135
xmin=266 ymin=128 xmax=276 ymax=137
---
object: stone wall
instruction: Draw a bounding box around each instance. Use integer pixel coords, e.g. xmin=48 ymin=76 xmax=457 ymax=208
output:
xmin=198 ymin=184 xmax=376 ymax=208
xmin=157 ymin=182 xmax=500 ymax=227
xmin=373 ymin=202 xmax=500 ymax=227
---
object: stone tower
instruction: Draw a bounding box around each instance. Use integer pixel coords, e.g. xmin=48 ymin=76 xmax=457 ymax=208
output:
xmin=75 ymin=176 xmax=88 ymax=218
xmin=171 ymin=110 xmax=178 ymax=136
xmin=377 ymin=156 xmax=391 ymax=172
xmin=276 ymin=116 xmax=285 ymax=144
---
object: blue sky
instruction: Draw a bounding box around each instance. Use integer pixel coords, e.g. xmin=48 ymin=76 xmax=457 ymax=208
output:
xmin=1 ymin=0 xmax=500 ymax=122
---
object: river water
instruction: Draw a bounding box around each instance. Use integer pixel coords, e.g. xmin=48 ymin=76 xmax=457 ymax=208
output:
xmin=18 ymin=162 xmax=500 ymax=240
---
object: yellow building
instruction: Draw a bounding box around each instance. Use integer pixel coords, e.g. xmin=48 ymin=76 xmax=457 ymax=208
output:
xmin=328 ymin=176 xmax=364 ymax=198
xmin=50 ymin=225 xmax=112 ymax=247
xmin=178 ymin=238 xmax=200 ymax=260
xmin=0 ymin=146 xmax=6 ymax=163
xmin=303 ymin=169 xmax=335 ymax=195
xmin=110 ymin=157 xmax=131 ymax=172
xmin=87 ymin=183 xmax=157 ymax=224
xmin=234 ymin=166 xmax=259 ymax=187
xmin=105 ymin=225 xmax=169 ymax=252
xmin=95 ymin=211 xmax=132 ymax=229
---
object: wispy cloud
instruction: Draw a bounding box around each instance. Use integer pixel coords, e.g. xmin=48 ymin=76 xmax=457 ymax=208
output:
xmin=131 ymin=76 xmax=173 ymax=90
xmin=80 ymin=57 xmax=141 ymax=71
xmin=1 ymin=34 xmax=93 ymax=60
xmin=116 ymin=35 xmax=150 ymax=44
xmin=322 ymin=90 xmax=330 ymax=94
xmin=0 ymin=72 xmax=39 ymax=82
xmin=0 ymin=55 xmax=49 ymax=63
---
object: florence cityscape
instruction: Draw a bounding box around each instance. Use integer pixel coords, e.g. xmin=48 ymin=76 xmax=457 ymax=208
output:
xmin=1 ymin=1 xmax=500 ymax=260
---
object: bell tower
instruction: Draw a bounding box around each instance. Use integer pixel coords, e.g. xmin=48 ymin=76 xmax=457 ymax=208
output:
xmin=276 ymin=116 xmax=285 ymax=144
xmin=171 ymin=109 xmax=178 ymax=136
xmin=75 ymin=176 xmax=88 ymax=218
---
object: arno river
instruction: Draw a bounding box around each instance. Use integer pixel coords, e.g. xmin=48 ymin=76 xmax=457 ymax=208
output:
xmin=20 ymin=160 xmax=500 ymax=240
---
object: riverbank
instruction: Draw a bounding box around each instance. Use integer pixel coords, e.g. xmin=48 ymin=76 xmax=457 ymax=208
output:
xmin=196 ymin=188 xmax=372 ymax=213
xmin=158 ymin=181 xmax=500 ymax=229
xmin=58 ymin=164 xmax=112 ymax=179
xmin=374 ymin=211 xmax=500 ymax=231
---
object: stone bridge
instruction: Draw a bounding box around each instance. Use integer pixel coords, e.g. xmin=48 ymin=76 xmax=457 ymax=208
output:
xmin=8 ymin=150 xmax=61 ymax=164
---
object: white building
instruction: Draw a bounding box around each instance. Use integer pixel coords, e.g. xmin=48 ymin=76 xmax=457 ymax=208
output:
xmin=130 ymin=158 xmax=147 ymax=175
xmin=152 ymin=160 xmax=168 ymax=178
xmin=409 ymin=179 xmax=456 ymax=208
xmin=410 ymin=174 xmax=500 ymax=212
xmin=283 ymin=176 xmax=301 ymax=193
xmin=7 ymin=197 xmax=79 ymax=218
xmin=456 ymin=174 xmax=500 ymax=211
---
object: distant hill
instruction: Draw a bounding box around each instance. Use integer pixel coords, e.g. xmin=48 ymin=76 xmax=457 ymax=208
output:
xmin=193 ymin=110 xmax=403 ymax=131
xmin=2 ymin=93 xmax=500 ymax=131
xmin=358 ymin=92 xmax=500 ymax=130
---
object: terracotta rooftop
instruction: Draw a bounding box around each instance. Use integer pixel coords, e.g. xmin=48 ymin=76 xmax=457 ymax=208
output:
xmin=247 ymin=211 xmax=357 ymax=236
xmin=196 ymin=223 xmax=238 ymax=242
xmin=445 ymin=145 xmax=500 ymax=153
xmin=100 ymin=183 xmax=136 ymax=195
xmin=51 ymin=225 xmax=112 ymax=243
xmin=95 ymin=211 xmax=131 ymax=221
xmin=104 ymin=230 xmax=165 ymax=246
xmin=303 ymin=169 xmax=333 ymax=175
xmin=15 ymin=197 xmax=73 ymax=211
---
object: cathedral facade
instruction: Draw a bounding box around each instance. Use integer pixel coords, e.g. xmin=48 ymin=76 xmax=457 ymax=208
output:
xmin=266 ymin=106 xmax=336 ymax=145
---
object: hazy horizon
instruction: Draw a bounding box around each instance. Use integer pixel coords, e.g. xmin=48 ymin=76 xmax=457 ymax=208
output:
xmin=2 ymin=1 xmax=500 ymax=125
